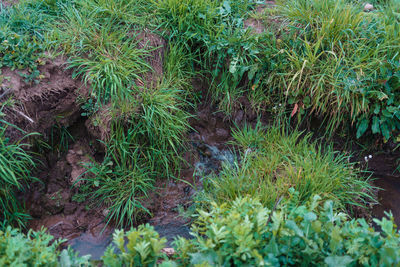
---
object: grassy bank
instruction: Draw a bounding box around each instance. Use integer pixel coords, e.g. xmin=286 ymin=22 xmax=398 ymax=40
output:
xmin=0 ymin=0 xmax=399 ymax=265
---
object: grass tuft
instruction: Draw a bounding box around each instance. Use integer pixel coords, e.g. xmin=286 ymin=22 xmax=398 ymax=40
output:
xmin=196 ymin=122 xmax=376 ymax=213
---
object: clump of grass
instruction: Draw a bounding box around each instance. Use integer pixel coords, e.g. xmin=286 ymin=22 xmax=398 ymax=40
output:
xmin=79 ymin=0 xmax=154 ymax=25
xmin=68 ymin=26 xmax=152 ymax=103
xmin=259 ymin=0 xmax=400 ymax=140
xmin=196 ymin=122 xmax=375 ymax=213
xmin=82 ymin=133 xmax=154 ymax=228
xmin=79 ymin=44 xmax=193 ymax=226
xmin=129 ymin=84 xmax=191 ymax=175
xmin=0 ymin=109 xmax=36 ymax=228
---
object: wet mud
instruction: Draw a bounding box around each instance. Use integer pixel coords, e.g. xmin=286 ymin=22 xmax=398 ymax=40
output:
xmin=367 ymin=153 xmax=400 ymax=226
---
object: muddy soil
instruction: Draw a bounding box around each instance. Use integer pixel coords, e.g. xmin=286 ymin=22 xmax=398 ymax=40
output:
xmin=367 ymin=152 xmax=400 ymax=226
xmin=27 ymin=118 xmax=111 ymax=245
xmin=1 ymin=56 xmax=87 ymax=142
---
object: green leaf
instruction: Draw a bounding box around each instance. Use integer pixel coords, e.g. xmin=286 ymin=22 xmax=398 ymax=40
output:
xmin=372 ymin=116 xmax=380 ymax=134
xmin=356 ymin=119 xmax=368 ymax=138
xmin=325 ymin=256 xmax=354 ymax=267
xmin=374 ymin=104 xmax=381 ymax=114
xmin=158 ymin=261 xmax=178 ymax=267
xmin=59 ymin=250 xmax=72 ymax=267
xmin=380 ymin=122 xmax=390 ymax=140
xmin=382 ymin=109 xmax=392 ymax=118
xmin=303 ymin=96 xmax=311 ymax=106
xmin=190 ymin=252 xmax=218 ymax=265
xmin=304 ymin=212 xmax=317 ymax=221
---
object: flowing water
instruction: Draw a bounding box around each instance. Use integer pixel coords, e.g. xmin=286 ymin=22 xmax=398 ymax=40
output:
xmin=67 ymin=143 xmax=236 ymax=259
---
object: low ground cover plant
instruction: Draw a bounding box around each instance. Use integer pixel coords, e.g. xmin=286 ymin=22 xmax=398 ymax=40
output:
xmin=175 ymin=192 xmax=400 ymax=266
xmin=0 ymin=226 xmax=90 ymax=266
xmin=102 ymin=224 xmax=167 ymax=266
xmin=2 ymin=191 xmax=399 ymax=266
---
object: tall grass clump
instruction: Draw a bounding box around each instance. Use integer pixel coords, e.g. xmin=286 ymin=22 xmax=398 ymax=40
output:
xmin=78 ymin=0 xmax=154 ymax=25
xmin=155 ymin=0 xmax=263 ymax=113
xmin=82 ymin=132 xmax=154 ymax=228
xmin=196 ymin=122 xmax=375 ymax=213
xmin=79 ymin=45 xmax=192 ymax=226
xmin=0 ymin=111 xmax=36 ymax=228
xmin=68 ymin=26 xmax=152 ymax=103
xmin=260 ymin=0 xmax=400 ymax=140
xmin=49 ymin=0 xmax=155 ymax=103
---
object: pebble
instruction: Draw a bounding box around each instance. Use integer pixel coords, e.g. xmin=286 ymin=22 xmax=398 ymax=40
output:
xmin=364 ymin=3 xmax=374 ymax=12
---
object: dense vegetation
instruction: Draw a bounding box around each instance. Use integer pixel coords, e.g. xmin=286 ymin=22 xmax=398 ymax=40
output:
xmin=195 ymin=123 xmax=374 ymax=211
xmin=0 ymin=0 xmax=400 ymax=265
xmin=2 ymin=192 xmax=400 ymax=266
xmin=0 ymin=105 xmax=36 ymax=227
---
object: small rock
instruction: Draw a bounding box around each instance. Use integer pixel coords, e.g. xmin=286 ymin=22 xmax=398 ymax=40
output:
xmin=43 ymin=191 xmax=70 ymax=215
xmin=102 ymin=209 xmax=110 ymax=217
xmin=364 ymin=3 xmax=374 ymax=12
xmin=161 ymin=247 xmax=175 ymax=257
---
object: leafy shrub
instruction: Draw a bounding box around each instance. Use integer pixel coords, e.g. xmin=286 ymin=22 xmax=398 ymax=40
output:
xmin=195 ymin=123 xmax=375 ymax=212
xmin=177 ymin=192 xmax=400 ymax=266
xmin=102 ymin=224 xmax=167 ymax=267
xmin=260 ymin=0 xmax=400 ymax=140
xmin=0 ymin=226 xmax=62 ymax=266
xmin=100 ymin=192 xmax=400 ymax=266
xmin=0 ymin=226 xmax=90 ymax=266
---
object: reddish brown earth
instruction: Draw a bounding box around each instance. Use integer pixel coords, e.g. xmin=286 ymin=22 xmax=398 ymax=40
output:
xmin=367 ymin=152 xmax=400 ymax=226
xmin=2 ymin=56 xmax=87 ymax=142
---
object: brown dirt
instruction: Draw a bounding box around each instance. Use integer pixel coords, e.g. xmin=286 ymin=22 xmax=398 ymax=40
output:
xmin=26 ymin=119 xmax=111 ymax=244
xmin=0 ymin=56 xmax=111 ymax=244
xmin=244 ymin=1 xmax=276 ymax=34
xmin=1 ymin=56 xmax=88 ymax=142
xmin=135 ymin=29 xmax=167 ymax=87
xmin=365 ymin=152 xmax=400 ymax=226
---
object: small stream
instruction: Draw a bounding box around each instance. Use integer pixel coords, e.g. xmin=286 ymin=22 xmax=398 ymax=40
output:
xmin=68 ymin=143 xmax=236 ymax=259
